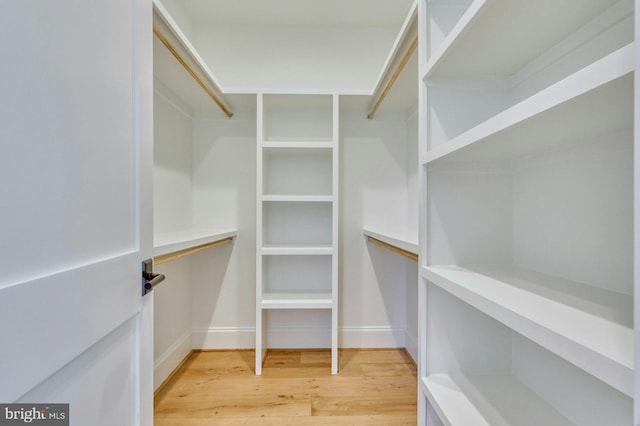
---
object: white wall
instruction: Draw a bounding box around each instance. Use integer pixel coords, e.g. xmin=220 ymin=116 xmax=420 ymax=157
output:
xmin=190 ymin=109 xmax=257 ymax=348
xmin=512 ymin=132 xmax=633 ymax=294
xmin=193 ymin=25 xmax=398 ymax=92
xmin=153 ymin=88 xmax=193 ymax=235
xmin=340 ymin=109 xmax=413 ymax=348
xmin=153 ymin=90 xmax=194 ymax=389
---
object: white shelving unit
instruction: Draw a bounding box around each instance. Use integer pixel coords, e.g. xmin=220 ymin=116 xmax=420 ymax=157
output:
xmin=256 ymin=93 xmax=339 ymax=374
xmin=417 ymin=0 xmax=635 ymax=424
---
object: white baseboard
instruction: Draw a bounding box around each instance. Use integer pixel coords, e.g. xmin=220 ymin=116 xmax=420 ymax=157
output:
xmin=176 ymin=326 xmax=407 ymax=352
xmin=267 ymin=326 xmax=331 ymax=348
xmin=404 ymin=330 xmax=418 ymax=364
xmin=154 ymin=330 xmax=192 ymax=391
xmin=340 ymin=326 xmax=405 ymax=348
xmin=191 ymin=327 xmax=254 ymax=349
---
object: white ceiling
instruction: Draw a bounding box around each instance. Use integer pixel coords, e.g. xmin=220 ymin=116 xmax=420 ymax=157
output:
xmin=179 ymin=0 xmax=414 ymax=27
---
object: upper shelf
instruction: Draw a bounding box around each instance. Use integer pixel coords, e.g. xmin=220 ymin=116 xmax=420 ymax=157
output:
xmin=423 ymin=0 xmax=628 ymax=80
xmin=154 ymin=230 xmax=237 ymax=263
xmin=367 ymin=1 xmax=418 ymax=119
xmin=153 ymin=0 xmax=236 ymax=117
xmin=422 ymin=264 xmax=633 ymax=397
xmin=423 ymin=44 xmax=633 ymax=163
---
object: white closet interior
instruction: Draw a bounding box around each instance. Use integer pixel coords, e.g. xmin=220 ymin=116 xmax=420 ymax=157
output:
xmin=151 ymin=0 xmax=419 ymax=390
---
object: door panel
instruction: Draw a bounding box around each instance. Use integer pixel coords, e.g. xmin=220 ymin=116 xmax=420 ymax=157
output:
xmin=16 ymin=318 xmax=138 ymax=426
xmin=0 ymin=0 xmax=153 ymax=424
xmin=0 ymin=0 xmax=136 ymax=287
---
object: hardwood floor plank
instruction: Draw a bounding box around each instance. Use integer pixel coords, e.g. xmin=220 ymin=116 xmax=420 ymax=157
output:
xmin=155 ymin=348 xmax=417 ymax=425
xmin=155 ymin=413 xmax=417 ymax=425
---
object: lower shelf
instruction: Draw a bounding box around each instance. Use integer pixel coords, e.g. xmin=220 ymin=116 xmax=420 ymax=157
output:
xmin=422 ymin=264 xmax=633 ymax=396
xmin=261 ymin=291 xmax=333 ymax=309
xmin=422 ymin=374 xmax=574 ymax=426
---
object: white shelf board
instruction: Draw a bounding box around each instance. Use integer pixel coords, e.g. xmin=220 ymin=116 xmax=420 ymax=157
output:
xmin=153 ymin=230 xmax=237 ymax=257
xmin=422 ymin=264 xmax=633 ymax=396
xmin=262 ymin=195 xmax=333 ymax=202
xmin=262 ymin=244 xmax=333 ymax=256
xmin=261 ymin=292 xmax=333 ymax=309
xmin=261 ymin=141 xmax=334 ymax=149
xmin=424 ymin=44 xmax=634 ymax=163
xmin=152 ymin=0 xmax=235 ymax=117
xmin=362 ymin=229 xmax=418 ymax=255
xmin=422 ymin=374 xmax=575 ymax=426
xmin=423 ymin=0 xmax=623 ymax=80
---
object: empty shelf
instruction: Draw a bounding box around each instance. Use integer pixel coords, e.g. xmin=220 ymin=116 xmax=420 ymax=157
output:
xmin=422 ymin=264 xmax=633 ymax=396
xmin=154 ymin=230 xmax=237 ymax=263
xmin=422 ymin=374 xmax=575 ymax=426
xmin=363 ymin=229 xmax=418 ymax=260
xmin=261 ymin=292 xmax=333 ymax=309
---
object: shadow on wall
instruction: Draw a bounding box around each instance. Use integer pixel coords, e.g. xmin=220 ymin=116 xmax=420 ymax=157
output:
xmin=189 ymin=242 xmax=235 ymax=347
xmin=364 ymin=238 xmax=409 ymax=347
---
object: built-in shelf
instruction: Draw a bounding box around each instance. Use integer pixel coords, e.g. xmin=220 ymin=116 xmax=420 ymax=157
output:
xmin=421 ymin=374 xmax=575 ymax=426
xmin=261 ymin=292 xmax=333 ymax=309
xmin=422 ymin=0 xmax=626 ymax=80
xmin=363 ymin=229 xmax=418 ymax=261
xmin=154 ymin=230 xmax=237 ymax=263
xmin=422 ymin=264 xmax=633 ymax=396
xmin=152 ymin=0 xmax=232 ymax=117
xmin=261 ymin=141 xmax=334 ymax=149
xmin=262 ymin=195 xmax=333 ymax=202
xmin=261 ymin=244 xmax=333 ymax=256
xmin=423 ymin=44 xmax=633 ymax=163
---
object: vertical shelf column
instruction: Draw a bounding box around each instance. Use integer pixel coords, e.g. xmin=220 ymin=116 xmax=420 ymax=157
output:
xmin=255 ymin=93 xmax=339 ymax=375
xmin=331 ymin=94 xmax=339 ymax=375
xmin=255 ymin=93 xmax=265 ymax=375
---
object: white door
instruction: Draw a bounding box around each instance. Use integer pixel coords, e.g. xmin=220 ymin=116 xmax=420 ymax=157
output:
xmin=0 ymin=1 xmax=154 ymax=425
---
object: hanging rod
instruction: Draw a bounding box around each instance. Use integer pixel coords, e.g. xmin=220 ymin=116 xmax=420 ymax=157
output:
xmin=367 ymin=35 xmax=418 ymax=120
xmin=367 ymin=1 xmax=418 ymax=120
xmin=367 ymin=236 xmax=418 ymax=262
xmin=154 ymin=237 xmax=234 ymax=264
xmin=153 ymin=24 xmax=233 ymax=118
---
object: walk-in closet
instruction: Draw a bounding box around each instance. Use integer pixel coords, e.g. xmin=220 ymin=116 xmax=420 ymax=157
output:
xmin=2 ymin=0 xmax=639 ymax=424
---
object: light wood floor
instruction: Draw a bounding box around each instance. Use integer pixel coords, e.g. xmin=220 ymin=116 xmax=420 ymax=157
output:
xmin=154 ymin=349 xmax=417 ymax=425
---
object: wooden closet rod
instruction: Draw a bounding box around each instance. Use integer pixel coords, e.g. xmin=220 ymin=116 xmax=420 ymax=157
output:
xmin=367 ymin=35 xmax=418 ymax=120
xmin=155 ymin=237 xmax=234 ymax=265
xmin=153 ymin=25 xmax=233 ymax=118
xmin=367 ymin=236 xmax=418 ymax=262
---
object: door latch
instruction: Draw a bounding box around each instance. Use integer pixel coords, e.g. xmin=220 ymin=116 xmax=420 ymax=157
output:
xmin=142 ymin=259 xmax=166 ymax=295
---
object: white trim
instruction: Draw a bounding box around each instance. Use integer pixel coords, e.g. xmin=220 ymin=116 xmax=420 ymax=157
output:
xmin=405 ymin=329 xmax=418 ymax=364
xmin=153 ymin=329 xmax=192 ymax=391
xmin=192 ymin=327 xmax=255 ymax=349
xmin=185 ymin=326 xmax=408 ymax=350
xmin=224 ymin=87 xmax=371 ymax=96
xmin=340 ymin=326 xmax=406 ymax=348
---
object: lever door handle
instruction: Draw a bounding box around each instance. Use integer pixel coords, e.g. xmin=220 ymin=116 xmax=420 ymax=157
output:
xmin=142 ymin=259 xmax=166 ymax=295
